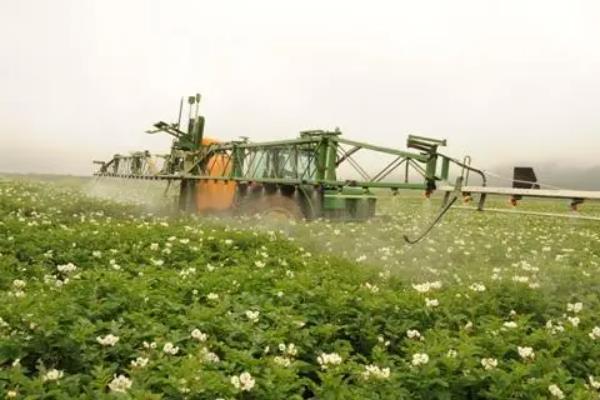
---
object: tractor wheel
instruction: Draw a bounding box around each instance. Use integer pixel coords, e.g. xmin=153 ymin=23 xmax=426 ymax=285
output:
xmin=238 ymin=194 xmax=305 ymax=220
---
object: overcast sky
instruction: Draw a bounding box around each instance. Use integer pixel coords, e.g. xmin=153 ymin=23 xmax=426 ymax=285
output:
xmin=1 ymin=0 xmax=599 ymax=179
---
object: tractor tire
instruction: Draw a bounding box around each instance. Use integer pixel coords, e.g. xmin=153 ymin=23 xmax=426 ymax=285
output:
xmin=237 ymin=194 xmax=305 ymax=220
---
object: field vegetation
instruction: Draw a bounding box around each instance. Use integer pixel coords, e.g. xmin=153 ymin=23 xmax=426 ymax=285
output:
xmin=1 ymin=177 xmax=600 ymax=399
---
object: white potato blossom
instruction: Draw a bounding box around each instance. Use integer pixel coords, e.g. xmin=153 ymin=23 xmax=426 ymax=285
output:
xmin=568 ymin=316 xmax=580 ymax=328
xmin=412 ymin=281 xmax=442 ymax=293
xmin=278 ymin=343 xmax=298 ymax=356
xmin=567 ymin=302 xmax=583 ymax=314
xmin=130 ymin=357 xmax=149 ymax=368
xmin=446 ymin=349 xmax=458 ymax=358
xmin=546 ymin=320 xmax=565 ymax=335
xmin=363 ymin=282 xmax=379 ymax=293
xmin=469 ymin=283 xmax=486 ymax=292
xmin=548 ymin=384 xmax=565 ymax=399
xmin=588 ymin=326 xmax=600 ymax=340
xmin=43 ymin=369 xmax=64 ymax=382
xmin=503 ymin=321 xmax=518 ymax=329
xmin=406 ymin=329 xmax=421 ymax=340
xmin=317 ymin=352 xmax=343 ymax=369
xmin=588 ymin=375 xmax=600 ymax=390
xmin=362 ymin=364 xmax=391 ymax=380
xmin=96 ymin=334 xmax=120 ymax=347
xmin=207 ymin=292 xmax=219 ymax=301
xmin=56 ymin=263 xmax=77 ymax=273
xmin=231 ymin=372 xmax=255 ymax=392
xmin=6 ymin=390 xmax=17 ymax=398
xmin=425 ymin=298 xmax=439 ymax=308
xmin=378 ymin=335 xmax=391 ymax=347
xmin=517 ymin=346 xmax=535 ymax=361
xmin=273 ymin=356 xmax=291 ymax=367
xmin=108 ymin=374 xmax=133 ymax=393
xmin=481 ymin=358 xmax=498 ymax=370
xmin=200 ymin=347 xmax=220 ymax=363
xmin=12 ymin=280 xmax=26 ymax=289
xmin=143 ymin=341 xmax=157 ymax=349
xmin=411 ymin=353 xmax=429 ymax=367
xmin=245 ymin=310 xmax=260 ymax=323
xmin=191 ymin=329 xmax=208 ymax=342
xmin=163 ymin=342 xmax=180 ymax=355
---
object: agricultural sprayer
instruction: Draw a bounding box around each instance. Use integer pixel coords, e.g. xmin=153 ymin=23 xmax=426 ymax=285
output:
xmin=94 ymin=94 xmax=600 ymax=243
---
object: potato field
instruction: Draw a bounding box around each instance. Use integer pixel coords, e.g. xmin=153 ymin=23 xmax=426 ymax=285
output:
xmin=1 ymin=177 xmax=600 ymax=399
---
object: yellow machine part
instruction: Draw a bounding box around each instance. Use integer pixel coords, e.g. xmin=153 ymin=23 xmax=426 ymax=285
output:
xmin=195 ymin=138 xmax=237 ymax=212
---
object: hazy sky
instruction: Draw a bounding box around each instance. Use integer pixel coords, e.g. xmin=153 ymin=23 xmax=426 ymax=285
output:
xmin=1 ymin=0 xmax=599 ymax=177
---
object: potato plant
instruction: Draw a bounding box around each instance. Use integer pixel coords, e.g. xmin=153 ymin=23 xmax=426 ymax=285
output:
xmin=0 ymin=178 xmax=599 ymax=399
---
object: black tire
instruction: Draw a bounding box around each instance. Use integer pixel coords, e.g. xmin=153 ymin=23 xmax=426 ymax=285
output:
xmin=237 ymin=194 xmax=305 ymax=220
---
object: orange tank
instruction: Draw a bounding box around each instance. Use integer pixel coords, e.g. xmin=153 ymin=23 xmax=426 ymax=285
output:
xmin=195 ymin=137 xmax=237 ymax=213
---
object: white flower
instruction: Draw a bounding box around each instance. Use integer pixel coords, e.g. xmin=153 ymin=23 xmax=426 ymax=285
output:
xmin=503 ymin=321 xmax=518 ymax=329
xmin=377 ymin=335 xmax=391 ymax=347
xmin=207 ymin=292 xmax=219 ymax=301
xmin=363 ymin=282 xmax=379 ymax=293
xmin=567 ymin=302 xmax=583 ymax=314
xmin=273 ymin=356 xmax=291 ymax=367
xmin=43 ymin=369 xmax=64 ymax=382
xmin=517 ymin=346 xmax=535 ymax=361
xmin=279 ymin=343 xmax=298 ymax=356
xmin=481 ymin=358 xmax=498 ymax=370
xmin=92 ymin=251 xmax=102 ymax=258
xmin=254 ymin=260 xmax=266 ymax=268
xmin=245 ymin=310 xmax=260 ymax=323
xmin=317 ymin=352 xmax=343 ymax=369
xmin=446 ymin=349 xmax=458 ymax=358
xmin=12 ymin=280 xmax=26 ymax=289
xmin=588 ymin=375 xmax=600 ymax=389
xmin=56 ymin=263 xmax=77 ymax=273
xmin=231 ymin=372 xmax=255 ymax=392
xmin=425 ymin=298 xmax=439 ymax=308
xmin=150 ymin=258 xmax=164 ymax=266
xmin=199 ymin=347 xmax=219 ymax=363
xmin=6 ymin=390 xmax=17 ymax=398
xmin=143 ymin=341 xmax=157 ymax=349
xmin=130 ymin=357 xmax=149 ymax=368
xmin=411 ymin=353 xmax=429 ymax=367
xmin=464 ymin=321 xmax=474 ymax=330
xmin=224 ymin=239 xmax=234 ymax=246
xmin=568 ymin=316 xmax=580 ymax=327
xmin=108 ymin=374 xmax=133 ymax=393
xmin=546 ymin=320 xmax=565 ymax=335
xmin=150 ymin=243 xmax=159 ymax=250
xmin=362 ymin=364 xmax=391 ymax=380
xmin=469 ymin=283 xmax=486 ymax=292
xmin=512 ymin=275 xmax=529 ymax=283
xmin=406 ymin=329 xmax=421 ymax=340
xmin=96 ymin=334 xmax=120 ymax=347
xmin=163 ymin=342 xmax=179 ymax=355
xmin=548 ymin=384 xmax=565 ymax=399
xmin=588 ymin=326 xmax=600 ymax=340
xmin=412 ymin=281 xmax=442 ymax=293
xmin=191 ymin=329 xmax=208 ymax=342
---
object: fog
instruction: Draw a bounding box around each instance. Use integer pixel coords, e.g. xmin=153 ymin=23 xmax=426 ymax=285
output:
xmin=1 ymin=0 xmax=599 ymax=188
